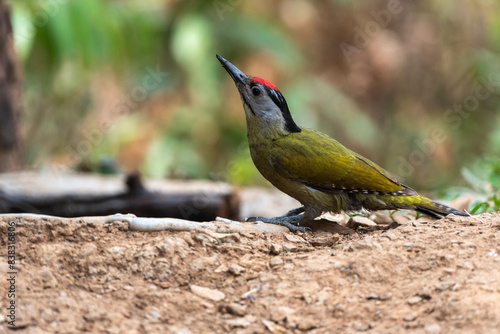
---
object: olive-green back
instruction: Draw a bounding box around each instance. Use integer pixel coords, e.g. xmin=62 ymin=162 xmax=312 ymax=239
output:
xmin=268 ymin=128 xmax=415 ymax=195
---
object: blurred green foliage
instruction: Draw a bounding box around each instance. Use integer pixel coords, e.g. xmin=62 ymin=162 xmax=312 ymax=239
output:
xmin=448 ymin=160 xmax=500 ymax=214
xmin=5 ymin=0 xmax=500 ymax=205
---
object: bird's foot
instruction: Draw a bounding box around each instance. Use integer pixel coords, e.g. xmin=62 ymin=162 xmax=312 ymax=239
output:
xmin=282 ymin=207 xmax=305 ymax=217
xmin=246 ymin=213 xmax=311 ymax=232
xmin=246 ymin=207 xmax=304 ymax=221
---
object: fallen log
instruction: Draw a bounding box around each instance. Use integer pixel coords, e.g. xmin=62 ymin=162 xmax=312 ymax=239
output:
xmin=0 ymin=172 xmax=240 ymax=221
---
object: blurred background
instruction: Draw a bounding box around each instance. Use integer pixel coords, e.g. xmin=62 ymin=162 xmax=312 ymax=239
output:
xmin=2 ymin=0 xmax=500 ymax=211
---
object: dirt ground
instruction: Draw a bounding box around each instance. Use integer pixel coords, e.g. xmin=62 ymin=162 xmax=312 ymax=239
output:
xmin=1 ymin=204 xmax=499 ymax=333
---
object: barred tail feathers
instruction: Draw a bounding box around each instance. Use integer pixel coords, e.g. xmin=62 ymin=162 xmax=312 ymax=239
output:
xmin=414 ymin=197 xmax=470 ymax=218
xmin=359 ymin=194 xmax=470 ymax=218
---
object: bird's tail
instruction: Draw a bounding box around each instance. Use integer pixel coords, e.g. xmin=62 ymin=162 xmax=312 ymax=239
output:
xmin=362 ymin=194 xmax=471 ymax=219
xmin=412 ymin=196 xmax=470 ymax=219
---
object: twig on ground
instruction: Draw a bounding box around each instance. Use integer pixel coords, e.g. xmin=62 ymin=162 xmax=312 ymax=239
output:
xmin=0 ymin=213 xmax=290 ymax=233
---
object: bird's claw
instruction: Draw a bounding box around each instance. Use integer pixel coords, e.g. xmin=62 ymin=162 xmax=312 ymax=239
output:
xmin=246 ymin=216 xmax=311 ymax=232
xmin=246 ymin=216 xmax=260 ymax=223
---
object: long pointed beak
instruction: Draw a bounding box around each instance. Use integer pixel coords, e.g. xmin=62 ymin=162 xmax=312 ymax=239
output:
xmin=216 ymin=54 xmax=248 ymax=88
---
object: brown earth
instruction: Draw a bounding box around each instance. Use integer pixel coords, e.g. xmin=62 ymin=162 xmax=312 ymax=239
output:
xmin=1 ymin=208 xmax=499 ymax=333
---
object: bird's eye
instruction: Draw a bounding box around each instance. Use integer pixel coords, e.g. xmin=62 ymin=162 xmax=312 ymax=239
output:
xmin=252 ymin=87 xmax=261 ymax=96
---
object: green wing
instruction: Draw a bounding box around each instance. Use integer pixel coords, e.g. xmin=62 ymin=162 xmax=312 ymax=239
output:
xmin=269 ymin=128 xmax=415 ymax=195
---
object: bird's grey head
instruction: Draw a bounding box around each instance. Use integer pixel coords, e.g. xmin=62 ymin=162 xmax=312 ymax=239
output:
xmin=217 ymin=54 xmax=301 ymax=135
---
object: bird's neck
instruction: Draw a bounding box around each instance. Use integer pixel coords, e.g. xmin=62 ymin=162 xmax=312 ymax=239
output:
xmin=246 ymin=119 xmax=290 ymax=146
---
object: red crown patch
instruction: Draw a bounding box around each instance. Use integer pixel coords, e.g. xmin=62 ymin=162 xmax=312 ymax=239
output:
xmin=251 ymin=77 xmax=277 ymax=90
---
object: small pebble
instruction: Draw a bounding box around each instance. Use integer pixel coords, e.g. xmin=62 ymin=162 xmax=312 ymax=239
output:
xmin=459 ymin=262 xmax=474 ymax=270
xmin=371 ymin=213 xmax=393 ymax=225
xmin=226 ymin=318 xmax=250 ymax=328
xmin=214 ymin=264 xmax=228 ymax=273
xmin=379 ymin=292 xmax=392 ymax=301
xmin=226 ymin=303 xmax=246 ymax=316
xmin=425 ymin=323 xmax=441 ymax=334
xmin=367 ymin=293 xmax=379 ymax=300
xmin=190 ymin=285 xmax=226 ymax=302
xmin=285 ymin=234 xmax=306 ymax=243
xmin=148 ymin=311 xmax=160 ymax=319
xmin=262 ymin=319 xmax=285 ymax=332
xmin=347 ymin=216 xmax=377 ymax=228
xmin=403 ymin=313 xmax=417 ymax=322
xmin=382 ymin=232 xmax=398 ymax=241
xmin=282 ymin=243 xmax=298 ymax=252
xmin=353 ymin=240 xmax=372 ymax=250
xmin=393 ymin=214 xmax=412 ymax=225
xmin=460 ymin=242 xmax=476 ymax=249
xmin=407 ymin=296 xmax=422 ymax=305
xmin=108 ymin=246 xmax=123 ymax=254
xmin=354 ymin=322 xmax=372 ymax=332
xmin=297 ymin=317 xmax=317 ymax=330
xmin=309 ymin=233 xmax=340 ymax=247
xmin=262 ymin=319 xmax=274 ymax=331
xmin=486 ymin=250 xmax=498 ymax=257
xmin=228 ymin=264 xmax=245 ymax=276
xmin=270 ymin=257 xmax=284 ymax=268
xmin=435 ymin=281 xmax=455 ymax=291
xmin=270 ymin=243 xmax=282 ymax=255
xmin=443 ymin=268 xmax=455 ymax=274
xmin=404 ymin=242 xmax=414 ymax=247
